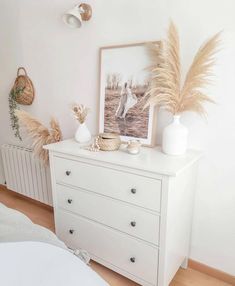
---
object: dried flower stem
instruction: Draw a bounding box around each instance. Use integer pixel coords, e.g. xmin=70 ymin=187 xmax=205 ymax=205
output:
xmin=72 ymin=103 xmax=89 ymax=124
xmin=145 ymin=22 xmax=221 ymax=115
xmin=15 ymin=110 xmax=62 ymax=165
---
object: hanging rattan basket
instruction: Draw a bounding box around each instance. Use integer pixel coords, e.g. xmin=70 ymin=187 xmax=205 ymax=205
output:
xmin=13 ymin=67 xmax=35 ymax=105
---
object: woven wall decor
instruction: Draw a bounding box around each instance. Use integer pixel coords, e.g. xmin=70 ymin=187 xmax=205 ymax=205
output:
xmin=9 ymin=67 xmax=35 ymax=140
xmin=13 ymin=67 xmax=35 ymax=105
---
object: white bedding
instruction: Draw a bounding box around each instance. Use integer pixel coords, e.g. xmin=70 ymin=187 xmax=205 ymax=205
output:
xmin=0 ymin=241 xmax=109 ymax=286
xmin=0 ymin=203 xmax=109 ymax=285
xmin=0 ymin=202 xmax=90 ymax=263
xmin=0 ymin=202 xmax=66 ymax=249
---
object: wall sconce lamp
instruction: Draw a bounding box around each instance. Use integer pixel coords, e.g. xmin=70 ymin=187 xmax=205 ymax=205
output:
xmin=63 ymin=3 xmax=92 ymax=28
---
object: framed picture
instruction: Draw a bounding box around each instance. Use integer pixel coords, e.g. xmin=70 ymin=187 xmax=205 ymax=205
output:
xmin=99 ymin=42 xmax=160 ymax=146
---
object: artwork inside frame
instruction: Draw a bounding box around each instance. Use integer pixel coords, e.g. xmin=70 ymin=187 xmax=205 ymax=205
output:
xmin=99 ymin=42 xmax=160 ymax=146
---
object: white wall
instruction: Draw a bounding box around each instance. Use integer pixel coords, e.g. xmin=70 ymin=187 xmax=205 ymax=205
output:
xmin=0 ymin=0 xmax=234 ymax=276
xmin=167 ymin=0 xmax=235 ymax=276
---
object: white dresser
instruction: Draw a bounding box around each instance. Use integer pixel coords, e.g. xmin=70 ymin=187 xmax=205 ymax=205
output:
xmin=45 ymin=139 xmax=201 ymax=286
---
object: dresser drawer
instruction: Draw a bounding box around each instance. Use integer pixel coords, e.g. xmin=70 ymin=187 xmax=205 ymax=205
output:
xmin=53 ymin=156 xmax=161 ymax=212
xmin=56 ymin=210 xmax=158 ymax=285
xmin=57 ymin=184 xmax=160 ymax=245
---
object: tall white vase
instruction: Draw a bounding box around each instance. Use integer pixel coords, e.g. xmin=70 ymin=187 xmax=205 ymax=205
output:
xmin=162 ymin=115 xmax=188 ymax=155
xmin=75 ymin=122 xmax=91 ymax=144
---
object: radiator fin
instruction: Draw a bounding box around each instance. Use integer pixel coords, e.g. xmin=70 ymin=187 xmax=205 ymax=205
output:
xmin=1 ymin=144 xmax=52 ymax=206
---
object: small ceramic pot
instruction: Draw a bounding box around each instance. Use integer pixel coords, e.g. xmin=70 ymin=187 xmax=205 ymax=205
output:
xmin=127 ymin=140 xmax=141 ymax=155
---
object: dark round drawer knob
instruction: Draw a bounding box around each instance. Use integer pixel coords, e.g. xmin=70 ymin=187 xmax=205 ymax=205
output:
xmin=65 ymin=170 xmax=71 ymax=176
xmin=130 ymin=221 xmax=136 ymax=227
xmin=67 ymin=199 xmax=73 ymax=204
xmin=69 ymin=229 xmax=74 ymax=234
xmin=131 ymin=188 xmax=137 ymax=194
xmin=130 ymin=257 xmax=135 ymax=263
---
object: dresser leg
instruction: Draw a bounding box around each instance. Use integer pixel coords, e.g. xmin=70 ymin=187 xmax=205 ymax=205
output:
xmin=181 ymin=257 xmax=188 ymax=269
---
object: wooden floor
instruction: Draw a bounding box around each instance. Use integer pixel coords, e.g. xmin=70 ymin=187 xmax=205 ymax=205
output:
xmin=0 ymin=187 xmax=231 ymax=286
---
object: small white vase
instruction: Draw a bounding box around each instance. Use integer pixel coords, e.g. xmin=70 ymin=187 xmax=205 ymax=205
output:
xmin=75 ymin=122 xmax=91 ymax=143
xmin=162 ymin=115 xmax=188 ymax=155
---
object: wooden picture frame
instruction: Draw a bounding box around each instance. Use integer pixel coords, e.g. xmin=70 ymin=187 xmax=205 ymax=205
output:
xmin=98 ymin=42 xmax=160 ymax=147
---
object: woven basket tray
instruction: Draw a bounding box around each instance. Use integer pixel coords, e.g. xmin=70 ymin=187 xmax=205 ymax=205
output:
xmin=13 ymin=67 xmax=35 ymax=105
xmin=98 ymin=133 xmax=121 ymax=151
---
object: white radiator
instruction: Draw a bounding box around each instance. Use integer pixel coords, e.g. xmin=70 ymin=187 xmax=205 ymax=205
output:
xmin=1 ymin=144 xmax=52 ymax=206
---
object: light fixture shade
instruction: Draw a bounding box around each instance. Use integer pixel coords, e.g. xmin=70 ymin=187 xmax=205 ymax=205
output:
xmin=63 ymin=5 xmax=83 ymax=28
xmin=63 ymin=3 xmax=92 ymax=29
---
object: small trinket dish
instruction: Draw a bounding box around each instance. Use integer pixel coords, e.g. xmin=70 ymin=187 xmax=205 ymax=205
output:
xmin=127 ymin=140 xmax=141 ymax=155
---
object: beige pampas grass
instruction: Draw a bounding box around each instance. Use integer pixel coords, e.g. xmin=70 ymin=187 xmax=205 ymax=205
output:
xmin=145 ymin=22 xmax=221 ymax=115
xmin=15 ymin=110 xmax=62 ymax=165
xmin=72 ymin=103 xmax=89 ymax=124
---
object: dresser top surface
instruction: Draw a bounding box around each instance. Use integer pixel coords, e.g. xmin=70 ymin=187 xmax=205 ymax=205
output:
xmin=45 ymin=139 xmax=202 ymax=176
